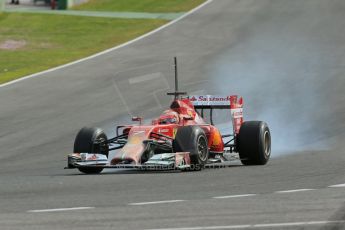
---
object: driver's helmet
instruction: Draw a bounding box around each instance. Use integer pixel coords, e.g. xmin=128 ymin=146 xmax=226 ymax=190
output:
xmin=158 ymin=110 xmax=179 ymax=124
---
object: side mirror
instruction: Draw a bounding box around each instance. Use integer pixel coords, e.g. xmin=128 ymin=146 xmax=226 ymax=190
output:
xmin=132 ymin=116 xmax=143 ymax=125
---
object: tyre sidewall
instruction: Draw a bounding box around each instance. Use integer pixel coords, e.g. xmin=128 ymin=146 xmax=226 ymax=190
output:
xmin=73 ymin=127 xmax=108 ymax=174
xmin=74 ymin=127 xmax=109 ymax=157
xmin=173 ymin=126 xmax=209 ymax=170
xmin=238 ymin=121 xmax=271 ymax=165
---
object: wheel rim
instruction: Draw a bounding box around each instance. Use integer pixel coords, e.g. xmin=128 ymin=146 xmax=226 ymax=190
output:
xmin=98 ymin=137 xmax=107 ymax=154
xmin=263 ymin=130 xmax=271 ymax=158
xmin=197 ymin=136 xmax=208 ymax=161
xmin=94 ymin=135 xmax=108 ymax=156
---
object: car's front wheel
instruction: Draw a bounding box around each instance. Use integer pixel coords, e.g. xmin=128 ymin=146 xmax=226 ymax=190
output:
xmin=74 ymin=127 xmax=109 ymax=174
xmin=173 ymin=126 xmax=209 ymax=171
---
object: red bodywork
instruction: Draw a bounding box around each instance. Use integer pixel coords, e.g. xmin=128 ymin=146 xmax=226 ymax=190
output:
xmin=110 ymin=96 xmax=243 ymax=165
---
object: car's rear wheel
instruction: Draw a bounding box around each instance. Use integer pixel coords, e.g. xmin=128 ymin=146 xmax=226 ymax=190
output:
xmin=173 ymin=126 xmax=209 ymax=171
xmin=238 ymin=121 xmax=271 ymax=165
xmin=74 ymin=127 xmax=109 ymax=174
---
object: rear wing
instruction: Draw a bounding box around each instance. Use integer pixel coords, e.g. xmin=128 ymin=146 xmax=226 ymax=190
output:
xmin=188 ymin=95 xmax=244 ymax=134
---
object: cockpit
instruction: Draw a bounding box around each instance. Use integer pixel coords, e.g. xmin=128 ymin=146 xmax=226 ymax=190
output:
xmin=157 ymin=111 xmax=180 ymax=124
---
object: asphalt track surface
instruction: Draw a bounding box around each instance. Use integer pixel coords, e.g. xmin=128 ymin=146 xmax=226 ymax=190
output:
xmin=1 ymin=0 xmax=345 ymax=229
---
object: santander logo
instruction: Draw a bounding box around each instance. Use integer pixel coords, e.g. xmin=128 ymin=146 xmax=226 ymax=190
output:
xmin=189 ymin=95 xmax=231 ymax=105
xmin=190 ymin=96 xmax=197 ymax=101
xmin=189 ymin=95 xmax=231 ymax=102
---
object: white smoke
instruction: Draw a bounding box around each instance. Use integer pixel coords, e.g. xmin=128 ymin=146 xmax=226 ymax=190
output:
xmin=205 ymin=36 xmax=341 ymax=156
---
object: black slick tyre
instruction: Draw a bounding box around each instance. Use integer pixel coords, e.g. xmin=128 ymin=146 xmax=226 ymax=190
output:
xmin=238 ymin=121 xmax=271 ymax=165
xmin=74 ymin=127 xmax=109 ymax=174
xmin=173 ymin=126 xmax=209 ymax=171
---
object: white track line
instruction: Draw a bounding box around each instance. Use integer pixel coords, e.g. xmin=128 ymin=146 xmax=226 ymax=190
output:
xmin=27 ymin=207 xmax=94 ymax=213
xmin=328 ymin=183 xmax=345 ymax=188
xmin=0 ymin=0 xmax=213 ymax=88
xmin=146 ymin=220 xmax=345 ymax=230
xmin=129 ymin=200 xmax=184 ymax=206
xmin=275 ymin=189 xmax=315 ymax=193
xmin=213 ymin=194 xmax=256 ymax=199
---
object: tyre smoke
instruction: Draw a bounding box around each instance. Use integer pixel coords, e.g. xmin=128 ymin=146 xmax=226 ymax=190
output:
xmin=205 ymin=1 xmax=345 ymax=155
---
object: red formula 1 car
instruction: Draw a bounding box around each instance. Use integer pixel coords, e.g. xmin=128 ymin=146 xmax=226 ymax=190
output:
xmin=66 ymin=59 xmax=271 ymax=174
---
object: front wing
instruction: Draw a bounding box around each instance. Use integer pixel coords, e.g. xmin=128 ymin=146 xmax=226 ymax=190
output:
xmin=66 ymin=152 xmax=191 ymax=170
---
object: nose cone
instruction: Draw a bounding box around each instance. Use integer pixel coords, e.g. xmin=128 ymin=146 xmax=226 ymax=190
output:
xmin=110 ymin=126 xmax=153 ymax=165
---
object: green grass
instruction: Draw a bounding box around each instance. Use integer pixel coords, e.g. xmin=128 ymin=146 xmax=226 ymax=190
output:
xmin=72 ymin=0 xmax=206 ymax=13
xmin=0 ymin=0 xmax=206 ymax=84
xmin=0 ymin=13 xmax=167 ymax=84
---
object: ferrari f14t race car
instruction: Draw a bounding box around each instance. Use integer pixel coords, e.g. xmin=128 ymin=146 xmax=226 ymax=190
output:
xmin=66 ymin=58 xmax=271 ymax=174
